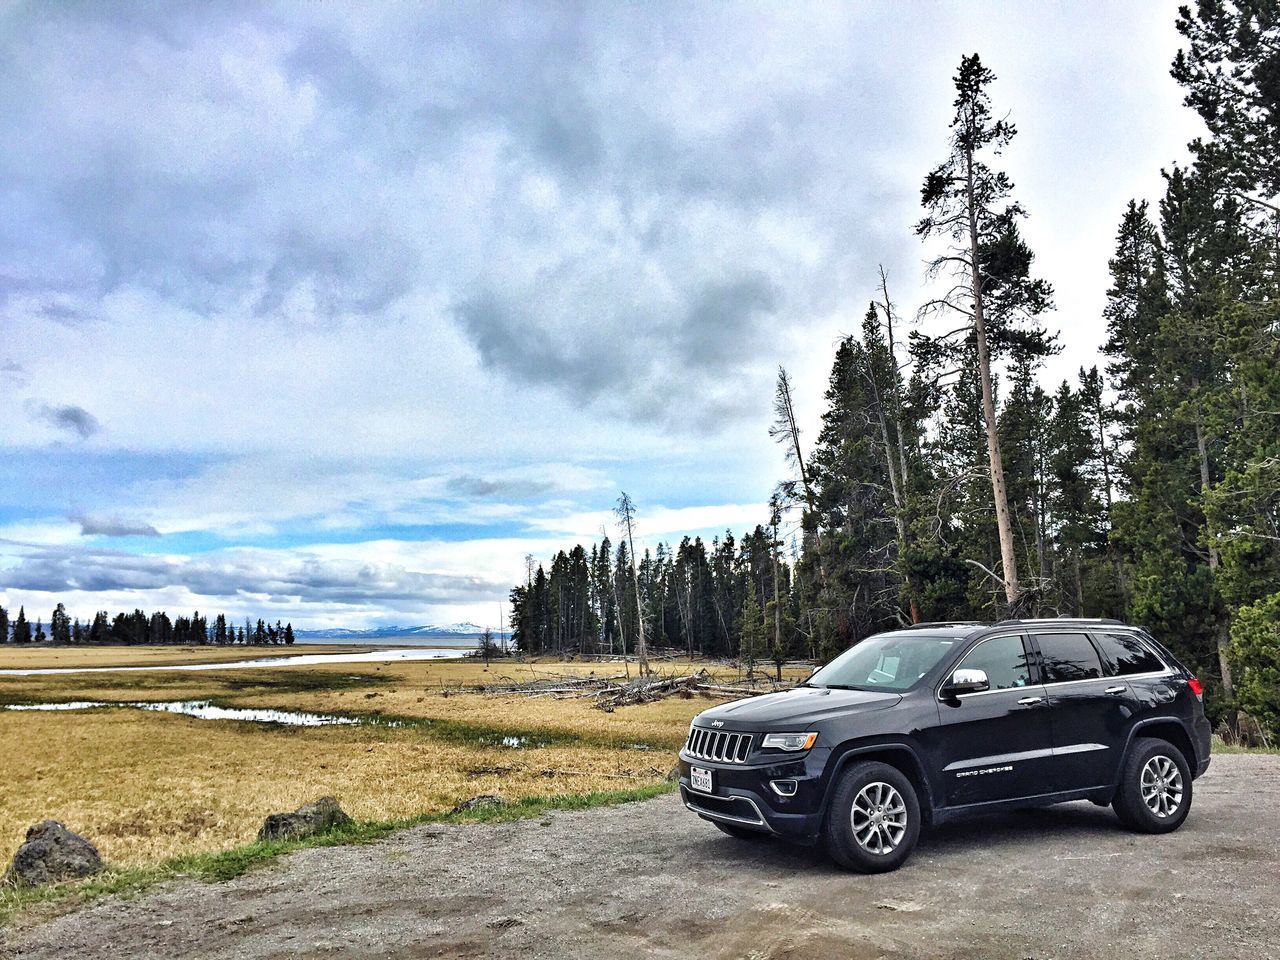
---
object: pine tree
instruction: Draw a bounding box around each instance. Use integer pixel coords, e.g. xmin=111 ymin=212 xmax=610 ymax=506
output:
xmin=88 ymin=611 xmax=109 ymax=645
xmin=50 ymin=603 xmax=71 ymax=645
xmin=1173 ymin=2 xmax=1280 ymax=206
xmin=1044 ymin=380 xmax=1107 ymax=615
xmin=739 ymin=591 xmax=765 ymax=677
xmin=615 ymin=492 xmax=650 ymax=675
xmin=12 ymin=607 xmax=30 ymax=644
xmin=916 ymin=53 xmax=1056 ymax=610
xmin=0 ymin=605 xmax=8 ymax=644
xmin=1103 ymin=200 xmax=1169 ymax=420
xmin=33 ymin=618 xmax=46 ymax=644
xmin=1173 ymin=0 xmax=1280 ymax=731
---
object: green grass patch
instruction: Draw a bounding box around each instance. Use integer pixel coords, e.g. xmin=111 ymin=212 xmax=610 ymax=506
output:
xmin=2 ymin=670 xmax=393 ymax=700
xmin=0 ymin=694 xmax=667 ymax=753
xmin=0 ymin=782 xmax=674 ymax=928
xmin=1210 ymin=734 xmax=1280 ymax=755
xmin=214 ymin=671 xmax=397 ymax=695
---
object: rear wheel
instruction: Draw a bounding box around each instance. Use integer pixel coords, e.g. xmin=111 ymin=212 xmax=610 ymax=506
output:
xmin=823 ymin=761 xmax=920 ymax=873
xmin=714 ymin=821 xmax=771 ymax=841
xmin=1113 ymin=737 xmax=1192 ymax=833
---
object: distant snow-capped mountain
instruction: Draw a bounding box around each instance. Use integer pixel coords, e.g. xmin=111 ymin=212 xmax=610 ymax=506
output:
xmin=293 ymin=623 xmax=489 ymax=640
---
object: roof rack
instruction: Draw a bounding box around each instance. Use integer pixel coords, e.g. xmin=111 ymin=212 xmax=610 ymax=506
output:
xmin=899 ymin=621 xmax=985 ymax=630
xmin=993 ymin=617 xmax=1127 ymax=627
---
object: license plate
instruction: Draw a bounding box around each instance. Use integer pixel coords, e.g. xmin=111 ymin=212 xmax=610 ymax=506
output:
xmin=690 ymin=765 xmax=713 ymax=793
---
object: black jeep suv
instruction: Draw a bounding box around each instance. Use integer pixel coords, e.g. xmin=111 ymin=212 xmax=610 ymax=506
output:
xmin=678 ymin=619 xmax=1211 ymax=872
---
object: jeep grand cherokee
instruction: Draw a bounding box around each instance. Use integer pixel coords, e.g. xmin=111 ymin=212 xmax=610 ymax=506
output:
xmin=677 ymin=618 xmax=1211 ymax=872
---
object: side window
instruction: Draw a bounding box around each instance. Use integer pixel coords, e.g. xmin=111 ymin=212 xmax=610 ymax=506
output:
xmin=956 ymin=635 xmax=1031 ymax=690
xmin=1037 ymin=633 xmax=1104 ymax=683
xmin=1094 ymin=632 xmax=1164 ymax=676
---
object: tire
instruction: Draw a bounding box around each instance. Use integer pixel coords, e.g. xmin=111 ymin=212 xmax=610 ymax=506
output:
xmin=1112 ymin=737 xmax=1193 ymax=834
xmin=823 ymin=761 xmax=921 ymax=873
xmin=714 ymin=821 xmax=771 ymax=841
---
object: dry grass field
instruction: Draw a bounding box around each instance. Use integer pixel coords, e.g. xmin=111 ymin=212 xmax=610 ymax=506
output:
xmin=0 ymin=644 xmax=365 ymax=671
xmin=0 ymin=649 xmax=802 ymax=870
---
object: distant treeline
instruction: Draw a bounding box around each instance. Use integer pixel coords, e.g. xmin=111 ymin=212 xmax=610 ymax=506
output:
xmin=0 ymin=603 xmax=295 ymax=646
xmin=509 ymin=526 xmax=797 ymax=669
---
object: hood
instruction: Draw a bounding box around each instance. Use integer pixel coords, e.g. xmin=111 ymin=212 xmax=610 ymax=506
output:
xmin=694 ymin=686 xmax=901 ymax=728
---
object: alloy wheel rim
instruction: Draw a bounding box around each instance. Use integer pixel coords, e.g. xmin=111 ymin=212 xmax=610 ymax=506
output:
xmin=851 ymin=781 xmax=908 ymax=854
xmin=1140 ymin=755 xmax=1184 ymax=818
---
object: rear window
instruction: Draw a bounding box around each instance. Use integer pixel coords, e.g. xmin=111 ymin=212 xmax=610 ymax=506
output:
xmin=1094 ymin=632 xmax=1165 ymax=676
xmin=1037 ymin=632 xmax=1103 ymax=683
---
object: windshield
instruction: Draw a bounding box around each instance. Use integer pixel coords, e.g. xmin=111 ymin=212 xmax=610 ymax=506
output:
xmin=807 ymin=632 xmax=960 ymax=692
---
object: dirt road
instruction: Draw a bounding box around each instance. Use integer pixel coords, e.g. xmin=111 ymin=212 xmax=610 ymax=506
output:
xmin=5 ymin=753 xmax=1278 ymax=959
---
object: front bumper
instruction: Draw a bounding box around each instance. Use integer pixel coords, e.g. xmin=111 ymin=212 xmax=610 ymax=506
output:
xmin=676 ymin=749 xmax=829 ymax=842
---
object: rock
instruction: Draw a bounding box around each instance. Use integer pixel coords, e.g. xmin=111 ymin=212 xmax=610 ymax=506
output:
xmin=4 ymin=820 xmax=102 ymax=886
xmin=451 ymin=795 xmax=505 ymax=814
xmin=257 ymin=796 xmax=352 ymax=843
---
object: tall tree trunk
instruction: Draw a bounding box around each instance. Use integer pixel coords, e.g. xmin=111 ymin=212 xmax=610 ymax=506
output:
xmin=611 ymin=563 xmax=628 ymax=677
xmin=1035 ymin=441 xmax=1048 ymax=598
xmin=771 ymin=522 xmax=783 ymax=682
xmin=1192 ymin=395 xmax=1233 ymax=706
xmin=618 ymin=498 xmax=650 ymax=676
xmin=774 ymin=369 xmax=829 ymax=591
xmin=874 ymin=270 xmax=921 ymax=622
xmin=1092 ymin=390 xmax=1128 ymax=605
xmin=965 ymin=139 xmax=1021 ymax=608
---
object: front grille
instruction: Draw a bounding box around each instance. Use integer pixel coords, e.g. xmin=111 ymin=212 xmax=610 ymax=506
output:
xmin=686 ymin=726 xmax=753 ymax=763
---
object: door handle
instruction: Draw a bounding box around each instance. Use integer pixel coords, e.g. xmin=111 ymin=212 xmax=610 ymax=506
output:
xmin=1017 ymin=696 xmax=1043 ymax=705
xmin=1105 ymin=685 xmax=1126 ymax=695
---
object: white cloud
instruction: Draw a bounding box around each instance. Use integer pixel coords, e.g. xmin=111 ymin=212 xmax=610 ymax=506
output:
xmin=0 ymin=2 xmax=1205 ymax=625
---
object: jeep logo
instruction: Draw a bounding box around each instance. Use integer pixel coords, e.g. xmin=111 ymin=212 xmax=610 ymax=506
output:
xmin=711 ymin=720 xmax=724 ymax=727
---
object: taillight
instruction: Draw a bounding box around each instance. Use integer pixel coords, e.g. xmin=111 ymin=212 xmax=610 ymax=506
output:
xmin=1188 ymin=677 xmax=1204 ymax=701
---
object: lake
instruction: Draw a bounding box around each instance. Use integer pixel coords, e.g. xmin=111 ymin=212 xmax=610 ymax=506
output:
xmin=0 ymin=646 xmax=471 ymax=676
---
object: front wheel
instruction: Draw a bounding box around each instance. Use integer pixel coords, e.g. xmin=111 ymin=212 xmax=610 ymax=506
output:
xmin=823 ymin=761 xmax=921 ymax=873
xmin=1112 ymin=737 xmax=1192 ymax=833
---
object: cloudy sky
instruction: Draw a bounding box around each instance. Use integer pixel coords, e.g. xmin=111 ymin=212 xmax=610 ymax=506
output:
xmin=0 ymin=1 xmax=1200 ymax=630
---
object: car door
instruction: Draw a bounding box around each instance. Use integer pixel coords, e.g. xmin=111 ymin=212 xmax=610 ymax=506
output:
xmin=1032 ymin=631 xmax=1132 ymax=792
xmin=930 ymin=633 xmax=1054 ymax=806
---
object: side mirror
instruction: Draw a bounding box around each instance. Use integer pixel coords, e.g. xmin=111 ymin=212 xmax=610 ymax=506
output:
xmin=942 ymin=668 xmax=989 ymax=699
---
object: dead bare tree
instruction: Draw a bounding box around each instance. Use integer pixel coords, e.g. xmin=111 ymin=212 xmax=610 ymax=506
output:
xmin=615 ymin=491 xmax=650 ymax=676
xmin=770 ymin=367 xmax=828 ymax=591
xmin=870 ymin=268 xmax=921 ymax=622
xmin=916 ymin=56 xmax=1055 ymax=609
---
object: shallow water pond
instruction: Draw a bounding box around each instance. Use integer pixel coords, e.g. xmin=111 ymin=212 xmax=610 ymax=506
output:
xmin=0 ymin=647 xmax=469 ymax=677
xmin=4 ymin=699 xmax=360 ymax=727
xmin=2 ymin=699 xmax=556 ymax=747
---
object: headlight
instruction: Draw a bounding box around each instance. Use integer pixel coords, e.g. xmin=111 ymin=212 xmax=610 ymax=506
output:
xmin=761 ymin=731 xmax=818 ymax=752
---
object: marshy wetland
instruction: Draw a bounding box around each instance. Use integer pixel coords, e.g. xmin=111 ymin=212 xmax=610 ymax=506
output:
xmin=0 ymin=646 xmax=791 ymax=875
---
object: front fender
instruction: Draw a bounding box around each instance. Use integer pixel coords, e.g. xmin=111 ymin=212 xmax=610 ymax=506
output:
xmin=817 ymin=739 xmax=936 ymax=826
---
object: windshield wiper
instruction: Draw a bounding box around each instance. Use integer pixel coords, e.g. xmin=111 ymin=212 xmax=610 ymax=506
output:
xmin=819 ymin=683 xmax=870 ymax=691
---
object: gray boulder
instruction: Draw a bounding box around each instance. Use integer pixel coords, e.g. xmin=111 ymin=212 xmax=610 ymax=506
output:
xmin=4 ymin=820 xmax=102 ymax=886
xmin=257 ymin=796 xmax=352 ymax=843
xmin=451 ymin=795 xmax=505 ymax=814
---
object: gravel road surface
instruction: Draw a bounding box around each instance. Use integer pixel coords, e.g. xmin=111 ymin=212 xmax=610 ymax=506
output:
xmin=4 ymin=753 xmax=1278 ymax=960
